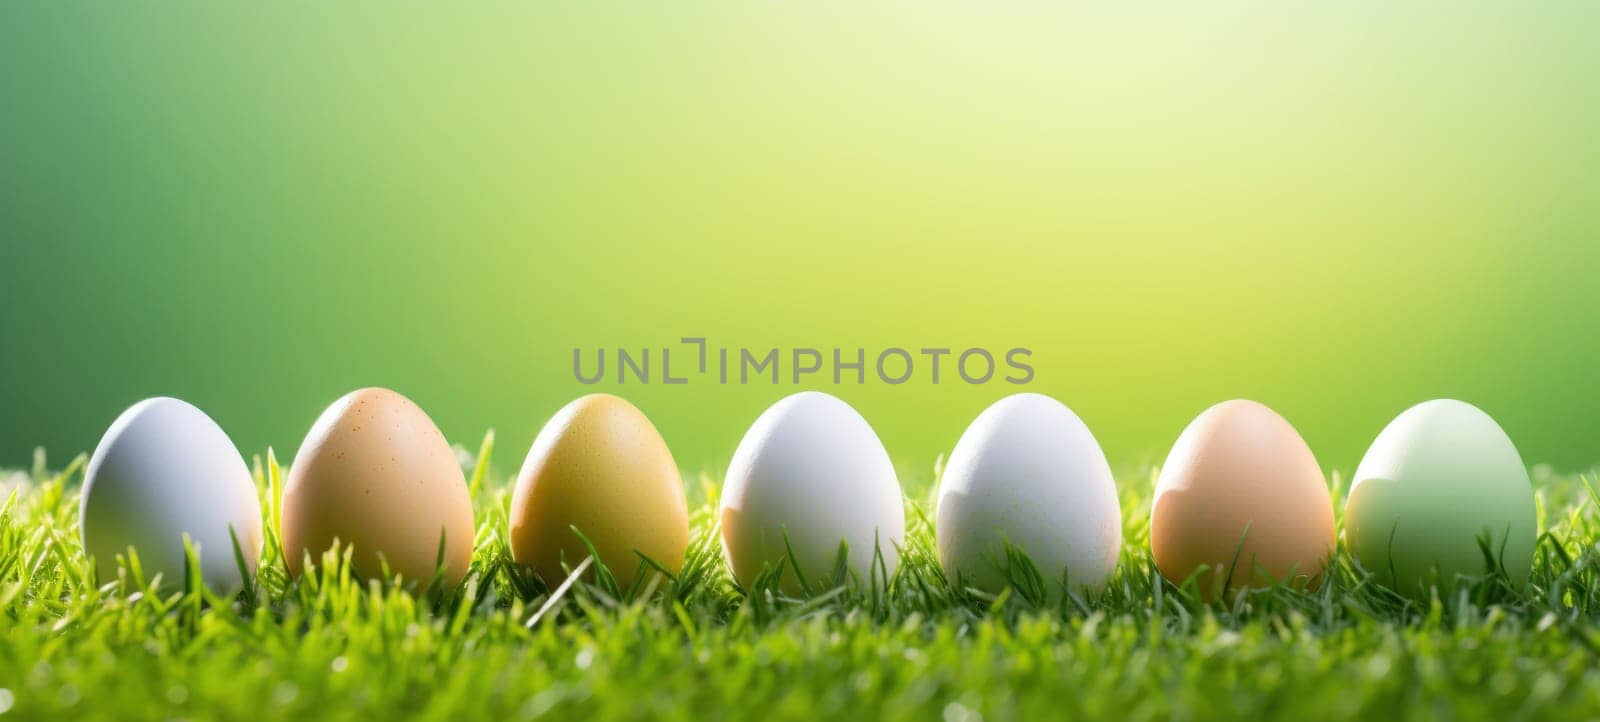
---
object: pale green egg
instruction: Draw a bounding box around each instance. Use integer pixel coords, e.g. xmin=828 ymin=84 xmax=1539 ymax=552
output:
xmin=1345 ymin=400 xmax=1536 ymax=597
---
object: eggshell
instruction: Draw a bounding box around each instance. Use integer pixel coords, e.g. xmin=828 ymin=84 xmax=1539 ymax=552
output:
xmin=79 ymin=397 xmax=262 ymax=594
xmin=936 ymin=393 xmax=1121 ymax=595
xmin=720 ymin=392 xmax=905 ymax=591
xmin=1345 ymin=399 xmax=1536 ymax=596
xmin=509 ymin=394 xmax=689 ymax=589
xmin=282 ymin=388 xmax=475 ymax=586
xmin=1150 ymin=400 xmax=1334 ymax=599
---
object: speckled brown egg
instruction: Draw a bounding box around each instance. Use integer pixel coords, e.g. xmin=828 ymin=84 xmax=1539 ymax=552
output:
xmin=282 ymin=387 xmax=476 ymax=586
xmin=1149 ymin=399 xmax=1334 ymax=600
xmin=509 ymin=394 xmax=688 ymax=589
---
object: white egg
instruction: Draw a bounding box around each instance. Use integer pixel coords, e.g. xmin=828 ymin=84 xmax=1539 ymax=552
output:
xmin=936 ymin=393 xmax=1122 ymax=595
xmin=79 ymin=397 xmax=263 ymax=594
xmin=720 ymin=392 xmax=905 ymax=591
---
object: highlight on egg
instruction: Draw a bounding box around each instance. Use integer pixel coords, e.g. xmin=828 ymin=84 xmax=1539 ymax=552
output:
xmin=719 ymin=391 xmax=905 ymax=592
xmin=281 ymin=387 xmax=476 ymax=587
xmin=509 ymin=394 xmax=690 ymax=589
xmin=936 ymin=393 xmax=1121 ymax=596
xmin=1344 ymin=399 xmax=1536 ymax=597
xmin=79 ymin=397 xmax=263 ymax=594
xmin=1149 ymin=399 xmax=1335 ymax=600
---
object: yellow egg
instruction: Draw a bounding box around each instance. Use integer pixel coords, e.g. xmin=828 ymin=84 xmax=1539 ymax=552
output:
xmin=282 ymin=388 xmax=476 ymax=586
xmin=509 ymin=394 xmax=689 ymax=589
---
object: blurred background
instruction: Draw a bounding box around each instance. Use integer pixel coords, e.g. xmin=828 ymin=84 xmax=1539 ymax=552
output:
xmin=3 ymin=3 xmax=1597 ymax=479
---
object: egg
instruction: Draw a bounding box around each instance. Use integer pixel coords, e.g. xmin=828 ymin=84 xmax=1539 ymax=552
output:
xmin=1150 ymin=400 xmax=1334 ymax=599
xmin=79 ymin=397 xmax=262 ymax=594
xmin=936 ymin=393 xmax=1121 ymax=595
xmin=1345 ymin=399 xmax=1536 ymax=596
xmin=720 ymin=392 xmax=905 ymax=592
xmin=281 ymin=388 xmax=475 ymax=586
xmin=509 ymin=394 xmax=689 ymax=589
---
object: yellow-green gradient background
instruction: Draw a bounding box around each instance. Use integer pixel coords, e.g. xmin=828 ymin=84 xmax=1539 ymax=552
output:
xmin=3 ymin=3 xmax=1598 ymax=475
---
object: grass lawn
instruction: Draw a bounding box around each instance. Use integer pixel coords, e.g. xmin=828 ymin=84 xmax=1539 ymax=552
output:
xmin=4 ymin=439 xmax=1600 ymax=722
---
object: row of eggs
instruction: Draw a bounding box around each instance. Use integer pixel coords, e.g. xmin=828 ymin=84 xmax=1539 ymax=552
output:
xmin=78 ymin=389 xmax=1536 ymax=601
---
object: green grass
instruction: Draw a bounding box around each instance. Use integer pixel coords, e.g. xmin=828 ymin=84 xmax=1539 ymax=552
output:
xmin=5 ymin=440 xmax=1600 ymax=722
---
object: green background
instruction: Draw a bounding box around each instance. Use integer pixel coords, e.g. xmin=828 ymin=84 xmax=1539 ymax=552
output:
xmin=3 ymin=3 xmax=1598 ymax=476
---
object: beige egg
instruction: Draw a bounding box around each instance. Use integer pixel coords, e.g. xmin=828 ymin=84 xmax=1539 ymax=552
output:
xmin=282 ymin=387 xmax=476 ymax=586
xmin=1149 ymin=400 xmax=1334 ymax=600
xmin=509 ymin=394 xmax=688 ymax=589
